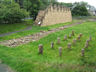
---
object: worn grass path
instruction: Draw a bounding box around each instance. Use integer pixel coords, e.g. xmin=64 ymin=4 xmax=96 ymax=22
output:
xmin=0 ymin=26 xmax=32 ymax=37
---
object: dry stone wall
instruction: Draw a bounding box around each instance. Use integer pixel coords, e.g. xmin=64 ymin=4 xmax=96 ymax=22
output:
xmin=35 ymin=4 xmax=72 ymax=26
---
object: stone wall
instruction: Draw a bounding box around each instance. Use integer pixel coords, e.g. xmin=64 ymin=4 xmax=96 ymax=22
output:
xmin=35 ymin=4 xmax=72 ymax=26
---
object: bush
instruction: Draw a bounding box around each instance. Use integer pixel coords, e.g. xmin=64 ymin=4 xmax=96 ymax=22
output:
xmin=0 ymin=2 xmax=29 ymax=24
xmin=72 ymin=2 xmax=90 ymax=16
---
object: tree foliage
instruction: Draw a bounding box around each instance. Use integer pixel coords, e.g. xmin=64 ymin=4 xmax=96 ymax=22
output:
xmin=58 ymin=2 xmax=73 ymax=8
xmin=14 ymin=0 xmax=23 ymax=8
xmin=0 ymin=0 xmax=29 ymax=24
xmin=72 ymin=2 xmax=90 ymax=16
xmin=23 ymin=0 xmax=57 ymax=20
xmin=0 ymin=0 xmax=92 ymax=23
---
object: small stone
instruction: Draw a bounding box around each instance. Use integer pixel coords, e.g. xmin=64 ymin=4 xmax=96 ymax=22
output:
xmin=64 ymin=35 xmax=67 ymax=41
xmin=67 ymin=43 xmax=71 ymax=49
xmin=39 ymin=33 xmax=43 ymax=35
xmin=57 ymin=37 xmax=60 ymax=44
xmin=77 ymin=36 xmax=81 ymax=41
xmin=81 ymin=48 xmax=85 ymax=57
xmin=51 ymin=42 xmax=54 ymax=49
xmin=86 ymin=39 xmax=90 ymax=43
xmin=69 ymin=34 xmax=72 ymax=38
xmin=40 ymin=31 xmax=46 ymax=33
xmin=59 ymin=47 xmax=62 ymax=57
xmin=84 ymin=41 xmax=89 ymax=48
xmin=72 ymin=30 xmax=75 ymax=36
xmin=72 ymin=39 xmax=76 ymax=45
xmin=89 ymin=36 xmax=92 ymax=41
xmin=32 ymin=40 xmax=36 ymax=42
xmin=60 ymin=27 xmax=64 ymax=30
xmin=38 ymin=44 xmax=43 ymax=54
xmin=79 ymin=33 xmax=83 ymax=37
xmin=13 ymin=39 xmax=17 ymax=43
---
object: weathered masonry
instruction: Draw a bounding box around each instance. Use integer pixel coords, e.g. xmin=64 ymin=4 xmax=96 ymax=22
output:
xmin=35 ymin=4 xmax=72 ymax=26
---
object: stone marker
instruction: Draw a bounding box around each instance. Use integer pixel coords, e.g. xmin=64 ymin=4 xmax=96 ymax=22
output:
xmin=57 ymin=37 xmax=60 ymax=44
xmin=85 ymin=36 xmax=92 ymax=44
xmin=59 ymin=47 xmax=62 ymax=57
xmin=69 ymin=34 xmax=72 ymax=38
xmin=64 ymin=35 xmax=67 ymax=41
xmin=77 ymin=36 xmax=81 ymax=41
xmin=67 ymin=43 xmax=71 ymax=49
xmin=89 ymin=36 xmax=92 ymax=41
xmin=84 ymin=41 xmax=89 ymax=48
xmin=86 ymin=39 xmax=90 ymax=43
xmin=51 ymin=42 xmax=54 ymax=49
xmin=79 ymin=33 xmax=83 ymax=37
xmin=72 ymin=30 xmax=75 ymax=36
xmin=38 ymin=44 xmax=43 ymax=54
xmin=72 ymin=39 xmax=76 ymax=45
xmin=81 ymin=48 xmax=85 ymax=57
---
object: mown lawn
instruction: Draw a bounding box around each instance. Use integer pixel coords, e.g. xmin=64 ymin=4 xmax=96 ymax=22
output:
xmin=0 ymin=20 xmax=79 ymax=41
xmin=0 ymin=21 xmax=96 ymax=72
xmin=0 ymin=22 xmax=31 ymax=34
xmin=0 ymin=19 xmax=34 ymax=34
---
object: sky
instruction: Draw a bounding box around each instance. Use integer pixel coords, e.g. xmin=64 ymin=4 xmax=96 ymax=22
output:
xmin=58 ymin=0 xmax=96 ymax=7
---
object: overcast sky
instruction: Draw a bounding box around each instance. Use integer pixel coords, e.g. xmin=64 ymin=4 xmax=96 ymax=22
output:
xmin=58 ymin=0 xmax=96 ymax=7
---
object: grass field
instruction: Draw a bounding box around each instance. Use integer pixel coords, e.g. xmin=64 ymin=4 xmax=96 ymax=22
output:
xmin=0 ymin=21 xmax=96 ymax=72
xmin=0 ymin=20 xmax=79 ymax=41
xmin=0 ymin=19 xmax=34 ymax=34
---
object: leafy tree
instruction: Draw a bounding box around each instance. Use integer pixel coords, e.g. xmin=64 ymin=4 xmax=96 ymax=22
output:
xmin=72 ymin=2 xmax=90 ymax=16
xmin=27 ymin=0 xmax=42 ymax=20
xmin=0 ymin=0 xmax=29 ymax=24
xmin=23 ymin=0 xmax=57 ymax=20
xmin=14 ymin=0 xmax=23 ymax=8
xmin=58 ymin=2 xmax=73 ymax=8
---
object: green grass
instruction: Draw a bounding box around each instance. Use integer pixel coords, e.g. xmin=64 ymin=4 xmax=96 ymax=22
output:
xmin=0 ymin=21 xmax=96 ymax=72
xmin=0 ymin=20 xmax=79 ymax=41
xmin=0 ymin=23 xmax=26 ymax=34
xmin=0 ymin=19 xmax=34 ymax=34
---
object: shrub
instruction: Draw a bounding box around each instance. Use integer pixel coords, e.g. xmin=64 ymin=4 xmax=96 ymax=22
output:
xmin=72 ymin=2 xmax=90 ymax=16
xmin=0 ymin=2 xmax=29 ymax=24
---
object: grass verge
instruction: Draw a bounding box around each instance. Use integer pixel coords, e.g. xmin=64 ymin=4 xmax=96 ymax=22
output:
xmin=0 ymin=21 xmax=96 ymax=72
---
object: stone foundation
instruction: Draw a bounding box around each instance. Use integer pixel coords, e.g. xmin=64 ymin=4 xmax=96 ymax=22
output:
xmin=35 ymin=4 xmax=72 ymax=26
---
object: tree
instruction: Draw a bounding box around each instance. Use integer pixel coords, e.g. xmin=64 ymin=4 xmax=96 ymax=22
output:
xmin=58 ymin=2 xmax=73 ymax=8
xmin=28 ymin=0 xmax=42 ymax=20
xmin=0 ymin=0 xmax=29 ymax=24
xmin=14 ymin=0 xmax=23 ymax=8
xmin=72 ymin=2 xmax=90 ymax=16
xmin=23 ymin=0 xmax=57 ymax=20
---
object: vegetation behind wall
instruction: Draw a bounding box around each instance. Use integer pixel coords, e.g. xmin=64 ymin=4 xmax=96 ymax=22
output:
xmin=71 ymin=2 xmax=90 ymax=16
xmin=0 ymin=0 xmax=29 ymax=24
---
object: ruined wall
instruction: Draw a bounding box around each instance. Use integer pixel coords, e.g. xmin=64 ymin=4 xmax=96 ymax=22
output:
xmin=35 ymin=5 xmax=72 ymax=26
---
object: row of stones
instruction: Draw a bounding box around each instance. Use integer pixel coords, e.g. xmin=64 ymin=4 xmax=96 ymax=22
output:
xmin=0 ymin=22 xmax=81 ymax=47
xmin=38 ymin=30 xmax=92 ymax=57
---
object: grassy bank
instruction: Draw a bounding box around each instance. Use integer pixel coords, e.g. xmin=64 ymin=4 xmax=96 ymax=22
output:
xmin=0 ymin=19 xmax=34 ymax=34
xmin=0 ymin=21 xmax=96 ymax=72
